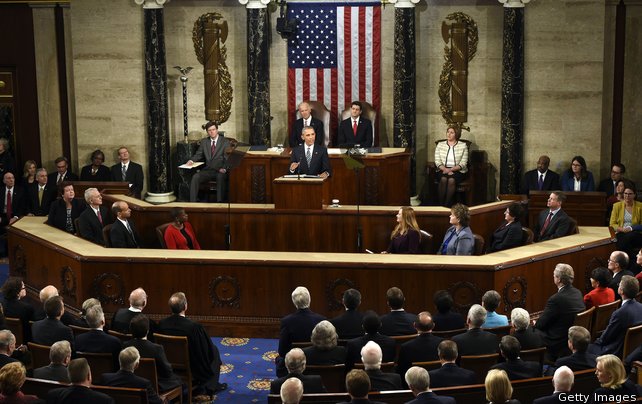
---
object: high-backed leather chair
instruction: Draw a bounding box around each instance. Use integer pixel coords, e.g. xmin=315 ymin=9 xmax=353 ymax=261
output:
xmin=296 ymin=101 xmax=331 ymax=147
xmin=340 ymin=101 xmax=377 ymax=147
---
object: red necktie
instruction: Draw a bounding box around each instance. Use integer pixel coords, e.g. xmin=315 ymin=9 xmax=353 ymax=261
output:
xmin=97 ymin=209 xmax=103 ymax=225
xmin=540 ymin=212 xmax=553 ymax=236
xmin=6 ymin=190 xmax=12 ymax=221
xmin=352 ymin=120 xmax=358 ymax=137
xmin=211 ymin=139 xmax=216 ymax=157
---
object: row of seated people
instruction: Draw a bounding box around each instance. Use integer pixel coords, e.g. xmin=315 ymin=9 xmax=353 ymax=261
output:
xmin=0 ymin=280 xmax=225 ymax=402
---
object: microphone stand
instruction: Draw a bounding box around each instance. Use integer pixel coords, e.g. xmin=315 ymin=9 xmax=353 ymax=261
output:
xmin=340 ymin=148 xmax=366 ymax=252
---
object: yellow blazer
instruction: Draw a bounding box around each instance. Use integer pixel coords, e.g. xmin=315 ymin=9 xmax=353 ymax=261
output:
xmin=610 ymin=201 xmax=642 ymax=231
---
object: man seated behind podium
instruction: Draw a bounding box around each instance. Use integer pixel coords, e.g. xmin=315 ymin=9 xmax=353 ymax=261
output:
xmin=290 ymin=102 xmax=324 ymax=148
xmin=289 ymin=126 xmax=331 ymax=179
xmin=186 ymin=121 xmax=230 ymax=203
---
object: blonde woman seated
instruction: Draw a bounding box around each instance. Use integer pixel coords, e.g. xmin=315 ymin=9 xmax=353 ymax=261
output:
xmin=302 ymin=320 xmax=346 ymax=365
xmin=0 ymin=362 xmax=40 ymax=403
xmin=485 ymin=369 xmax=521 ymax=404
xmin=439 ymin=203 xmax=474 ymax=256
xmin=382 ymin=206 xmax=421 ymax=254
xmin=610 ymin=182 xmax=642 ymax=257
xmin=164 ymin=207 xmax=201 ymax=250
xmin=593 ymin=354 xmax=642 ymax=399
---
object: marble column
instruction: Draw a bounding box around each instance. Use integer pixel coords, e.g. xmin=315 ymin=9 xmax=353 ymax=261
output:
xmin=240 ymin=0 xmax=271 ymax=145
xmin=135 ymin=0 xmax=175 ymax=203
xmin=391 ymin=0 xmax=420 ymax=196
xmin=498 ymin=0 xmax=529 ymax=194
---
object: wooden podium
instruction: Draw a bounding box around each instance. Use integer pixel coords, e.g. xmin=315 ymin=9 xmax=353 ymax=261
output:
xmin=273 ymin=176 xmax=330 ymax=210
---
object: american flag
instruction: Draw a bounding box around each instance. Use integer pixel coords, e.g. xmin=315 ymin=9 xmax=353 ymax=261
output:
xmin=287 ymin=1 xmax=381 ymax=145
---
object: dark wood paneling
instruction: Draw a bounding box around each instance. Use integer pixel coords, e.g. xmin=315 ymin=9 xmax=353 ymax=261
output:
xmin=528 ymin=191 xmax=607 ymax=226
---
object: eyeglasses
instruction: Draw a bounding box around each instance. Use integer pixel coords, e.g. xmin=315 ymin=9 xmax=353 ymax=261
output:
xmin=611 ymin=170 xmax=622 ymax=174
xmin=624 ymin=192 xmax=635 ymax=196
xmin=571 ymin=163 xmax=582 ymax=167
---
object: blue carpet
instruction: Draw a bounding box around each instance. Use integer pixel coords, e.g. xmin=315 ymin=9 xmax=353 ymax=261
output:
xmin=212 ymin=337 xmax=278 ymax=403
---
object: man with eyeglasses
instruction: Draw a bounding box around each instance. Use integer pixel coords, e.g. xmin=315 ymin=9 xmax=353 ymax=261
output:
xmin=607 ymin=251 xmax=634 ymax=300
xmin=597 ymin=163 xmax=633 ymax=196
xmin=47 ymin=156 xmax=78 ymax=186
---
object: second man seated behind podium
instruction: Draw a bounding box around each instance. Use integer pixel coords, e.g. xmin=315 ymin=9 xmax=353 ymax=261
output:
xmin=289 ymin=126 xmax=331 ymax=179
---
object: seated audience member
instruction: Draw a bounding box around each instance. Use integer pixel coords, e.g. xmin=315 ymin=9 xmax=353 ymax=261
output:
xmin=0 ymin=139 xmax=14 ymax=178
xmin=379 ymin=287 xmax=416 ymax=336
xmin=0 ymin=277 xmax=35 ymax=342
xmin=33 ymin=340 xmax=72 ymax=383
xmin=77 ymin=188 xmax=109 ymax=246
xmin=110 ymin=146 xmax=144 ymax=199
xmin=101 ymin=346 xmax=162 ymax=404
xmin=0 ymin=331 xmax=19 ymax=368
xmin=337 ymin=101 xmax=373 ymax=148
xmin=583 ymin=267 xmax=615 ymax=308
xmin=429 ymin=340 xmax=476 ymax=388
xmin=533 ymin=366 xmax=574 ymax=404
xmin=123 ymin=314 xmax=182 ymax=392
xmin=491 ymin=336 xmax=541 ymax=380
xmin=302 ymin=321 xmax=346 ymax=365
xmin=290 ymin=101 xmax=324 ymax=148
xmin=431 ymin=290 xmax=465 ymax=332
xmin=47 ymin=156 xmax=78 ymax=185
xmin=79 ymin=298 xmax=101 ymax=328
xmin=592 ymin=354 xmax=642 ymax=400
xmin=20 ymin=160 xmax=34 ymax=184
xmin=607 ymin=250 xmax=633 ymax=300
xmin=434 ymin=125 xmax=468 ymax=207
xmin=488 ymin=203 xmax=523 ymax=253
xmin=80 ymin=149 xmax=111 ymax=182
xmin=31 ymin=296 xmax=74 ymax=351
xmin=158 ymin=292 xmax=226 ymax=396
xmin=26 ymin=168 xmax=55 ymax=217
xmin=330 ymin=289 xmax=365 ymax=340
xmin=598 ymin=163 xmax=627 ymax=197
xmin=485 ymin=369 xmax=521 ymax=404
xmin=269 ymin=348 xmax=326 ymax=394
xmin=111 ymin=287 xmax=154 ymax=334
xmin=589 ymin=275 xmax=642 ymax=356
xmin=382 ymin=206 xmax=421 ymax=254
xmin=164 ymin=207 xmax=201 ymax=250
xmin=345 ymin=311 xmax=396 ymax=369
xmin=33 ymin=285 xmax=84 ymax=327
xmin=361 ymin=341 xmax=402 ymax=391
xmin=405 ymin=366 xmax=455 ymax=404
xmin=109 ymin=201 xmax=141 ymax=248
xmin=0 ymin=362 xmax=40 ymax=403
xmin=610 ymin=183 xmax=642 ymax=260
xmin=396 ymin=312 xmax=443 ymax=379
xmin=288 ymin=126 xmax=331 ymax=178
xmin=47 ymin=183 xmax=84 ymax=234
xmin=452 ymin=304 xmax=497 ymax=356
xmin=606 ymin=179 xmax=626 ymax=223
xmin=1 ymin=172 xmax=28 ymax=228
xmin=46 ymin=358 xmax=114 ymax=403
xmin=276 ymin=286 xmax=325 ymax=377
xmin=337 ymin=369 xmax=383 ymax=404
xmin=481 ymin=290 xmax=508 ymax=328
xmin=533 ymin=191 xmax=572 ymax=242
xmin=186 ymin=121 xmax=230 ymax=203
xmin=439 ymin=203 xmax=474 ymax=255
xmin=521 ymin=155 xmax=560 ymax=195
xmin=546 ymin=326 xmax=596 ymax=375
xmin=560 ymin=155 xmax=595 ymax=192
xmin=510 ymin=308 xmax=544 ymax=350
xmin=534 ymin=263 xmax=585 ymax=359
xmin=75 ymin=305 xmax=122 ymax=368
xmin=280 ymin=377 xmax=303 ymax=404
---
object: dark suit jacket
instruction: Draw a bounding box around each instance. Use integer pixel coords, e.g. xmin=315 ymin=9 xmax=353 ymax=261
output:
xmin=31 ymin=318 xmax=74 ymax=351
xmin=535 ymin=285 xmax=585 ymax=355
xmin=491 ymin=358 xmax=541 ymax=380
xmin=47 ymin=171 xmax=79 ymax=186
xmin=110 ymin=161 xmax=144 ymax=199
xmin=330 ymin=310 xmax=364 ymax=340
xmin=432 ymin=311 xmax=465 ymax=332
xmin=451 ymin=328 xmax=498 ymax=356
xmin=302 ymin=345 xmax=346 ymax=365
xmin=47 ymin=198 xmax=85 ymax=233
xmin=533 ymin=392 xmax=564 ymax=404
xmin=512 ymin=327 xmax=545 ymax=350
xmin=26 ymin=182 xmax=56 ymax=217
xmin=0 ymin=297 xmax=35 ymax=342
xmin=270 ymin=373 xmax=326 ymax=394
xmin=364 ymin=369 xmax=401 ymax=391
xmin=80 ymin=164 xmax=112 ymax=182
xmin=109 ymin=219 xmax=141 ymax=248
xmin=429 ymin=363 xmax=476 ymax=388
xmin=521 ymin=169 xmax=561 ymax=195
xmin=0 ymin=354 xmax=18 ymax=368
xmin=379 ymin=310 xmax=416 ymax=336
xmin=561 ymin=170 xmax=595 ymax=192
xmin=406 ymin=391 xmax=456 ymax=404
xmin=190 ymin=135 xmax=230 ymax=171
xmin=46 ymin=385 xmax=114 ymax=404
xmin=609 ymin=270 xmax=634 ymax=301
xmin=123 ymin=338 xmax=182 ymax=391
xmin=33 ymin=308 xmax=85 ymax=328
xmin=396 ymin=333 xmax=443 ymax=378
xmin=278 ymin=308 xmax=326 ymax=358
xmin=488 ymin=221 xmax=523 ymax=253
xmin=590 ymin=299 xmax=642 ymax=356
xmin=0 ymin=186 xmax=28 ymax=226
xmin=291 ymin=117 xmax=325 ymax=147
xmin=289 ymin=144 xmax=332 ymax=177
xmin=33 ymin=363 xmax=70 ymax=383
xmin=534 ymin=209 xmax=571 ymax=242
xmin=75 ymin=329 xmax=122 ymax=369
xmin=546 ymin=351 xmax=597 ymax=375
xmin=345 ymin=333 xmax=396 ymax=368
xmin=101 ymin=369 xmax=162 ymax=404
xmin=338 ymin=117 xmax=373 ymax=147
xmin=337 ymin=399 xmax=385 ymax=404
xmin=77 ymin=206 xmax=109 ymax=245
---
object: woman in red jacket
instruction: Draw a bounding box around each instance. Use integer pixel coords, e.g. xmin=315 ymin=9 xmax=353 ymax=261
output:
xmin=164 ymin=207 xmax=201 ymax=250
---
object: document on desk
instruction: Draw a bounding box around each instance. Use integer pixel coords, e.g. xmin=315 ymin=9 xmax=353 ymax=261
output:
xmin=283 ymin=174 xmax=321 ymax=179
xmin=178 ymin=162 xmax=204 ymax=169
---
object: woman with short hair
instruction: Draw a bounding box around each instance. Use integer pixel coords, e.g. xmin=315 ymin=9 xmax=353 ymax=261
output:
xmin=439 ymin=203 xmax=474 ymax=256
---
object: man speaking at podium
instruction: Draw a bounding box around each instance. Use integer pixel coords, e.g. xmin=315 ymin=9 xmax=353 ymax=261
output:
xmin=289 ymin=126 xmax=332 ymax=179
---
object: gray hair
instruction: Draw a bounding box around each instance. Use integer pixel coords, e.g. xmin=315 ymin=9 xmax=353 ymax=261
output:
xmin=280 ymin=377 xmax=304 ymax=404
xmin=510 ymin=308 xmax=530 ymax=331
xmin=291 ymin=286 xmax=311 ymax=309
xmin=554 ymin=263 xmax=574 ymax=286
xmin=84 ymin=187 xmax=99 ymax=204
xmin=619 ymin=275 xmax=639 ymax=300
xmin=85 ymin=305 xmax=105 ymax=329
xmin=467 ymin=304 xmax=487 ymax=328
xmin=360 ymin=341 xmax=382 ymax=370
xmin=119 ymin=346 xmax=140 ymax=372
xmin=285 ymin=348 xmax=306 ymax=374
xmin=50 ymin=340 xmax=72 ymax=364
xmin=405 ymin=366 xmax=430 ymax=392
xmin=311 ymin=320 xmax=338 ymax=350
xmin=553 ymin=366 xmax=574 ymax=392
xmin=0 ymin=330 xmax=15 ymax=351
